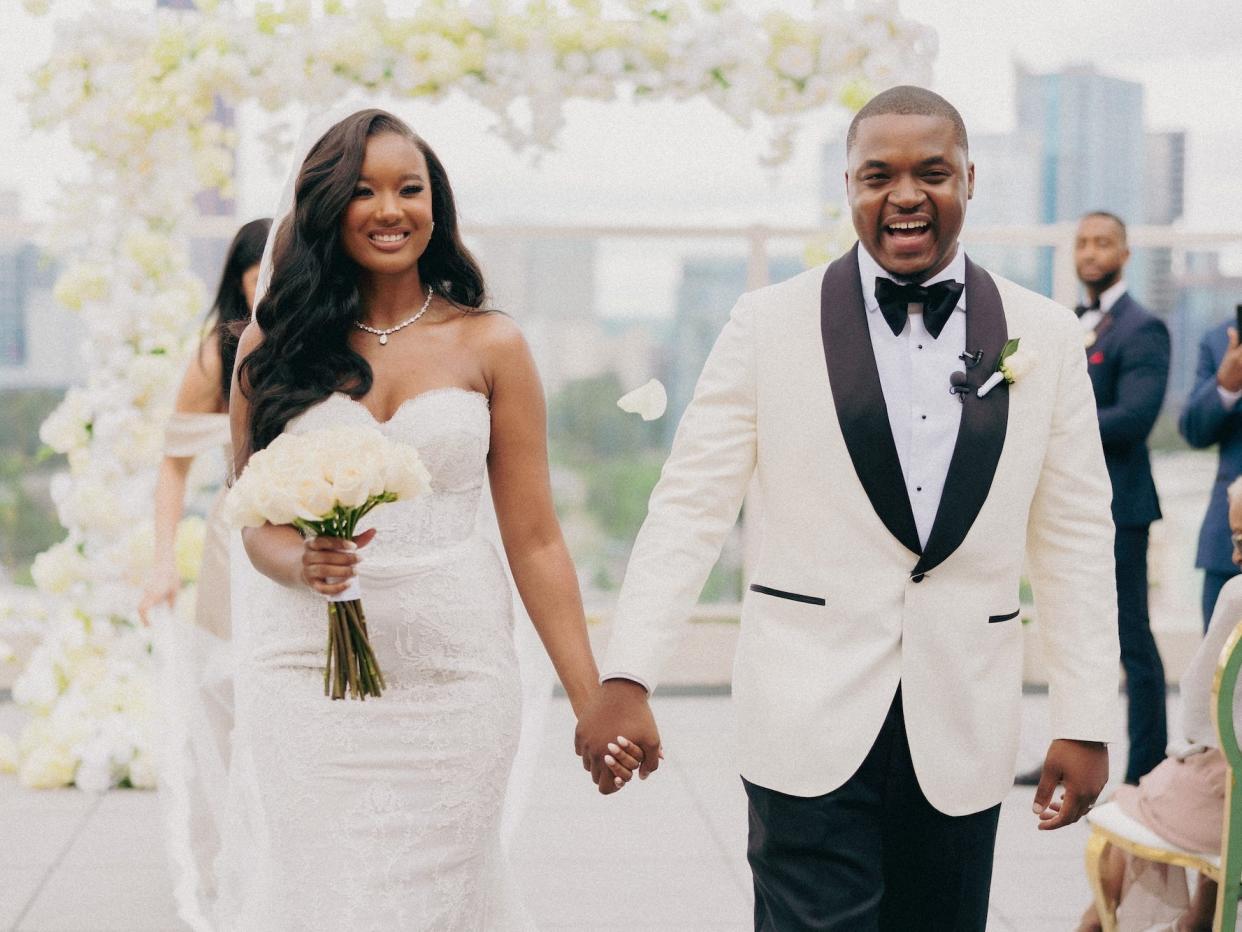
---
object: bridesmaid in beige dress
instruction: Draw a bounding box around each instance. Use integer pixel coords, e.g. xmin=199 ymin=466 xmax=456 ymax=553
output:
xmin=138 ymin=217 xmax=270 ymax=932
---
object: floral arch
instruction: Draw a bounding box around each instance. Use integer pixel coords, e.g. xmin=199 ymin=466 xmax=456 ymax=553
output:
xmin=8 ymin=0 xmax=934 ymax=789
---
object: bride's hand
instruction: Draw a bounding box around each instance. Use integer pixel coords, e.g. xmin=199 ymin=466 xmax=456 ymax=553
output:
xmin=301 ymin=528 xmax=376 ymax=596
xmin=138 ymin=560 xmax=180 ymax=625
xmin=602 ymin=736 xmax=651 ymax=790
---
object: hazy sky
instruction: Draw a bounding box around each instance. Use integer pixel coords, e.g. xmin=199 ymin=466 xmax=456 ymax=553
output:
xmin=2 ymin=0 xmax=1240 ymax=316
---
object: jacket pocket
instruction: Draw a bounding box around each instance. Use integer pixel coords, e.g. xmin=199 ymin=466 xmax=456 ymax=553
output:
xmin=988 ymin=608 xmax=1021 ymax=623
xmin=748 ymin=583 xmax=825 ymax=606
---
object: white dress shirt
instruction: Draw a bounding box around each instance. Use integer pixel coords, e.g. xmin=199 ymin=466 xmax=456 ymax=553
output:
xmin=1077 ymin=277 xmax=1127 ymax=334
xmin=857 ymin=245 xmax=967 ymax=549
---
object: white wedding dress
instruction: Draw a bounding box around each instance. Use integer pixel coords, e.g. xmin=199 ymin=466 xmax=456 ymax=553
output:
xmin=219 ymin=388 xmax=532 ymax=931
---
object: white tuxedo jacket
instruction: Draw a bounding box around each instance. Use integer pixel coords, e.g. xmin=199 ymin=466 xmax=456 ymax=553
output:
xmin=602 ymin=245 xmax=1120 ymax=816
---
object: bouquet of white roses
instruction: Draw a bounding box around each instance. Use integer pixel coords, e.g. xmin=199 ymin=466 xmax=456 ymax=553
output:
xmin=226 ymin=425 xmax=430 ymax=700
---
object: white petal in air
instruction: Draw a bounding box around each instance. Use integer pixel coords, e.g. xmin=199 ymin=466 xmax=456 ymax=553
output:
xmin=617 ymin=379 xmax=668 ymax=421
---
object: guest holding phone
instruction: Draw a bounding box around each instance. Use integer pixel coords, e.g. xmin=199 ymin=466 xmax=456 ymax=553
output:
xmin=1179 ymin=300 xmax=1242 ymax=628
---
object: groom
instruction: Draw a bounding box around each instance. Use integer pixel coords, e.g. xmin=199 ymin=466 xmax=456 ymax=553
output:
xmin=575 ymin=86 xmax=1120 ymax=928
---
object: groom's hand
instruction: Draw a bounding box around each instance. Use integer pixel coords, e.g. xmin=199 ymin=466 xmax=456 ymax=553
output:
xmin=574 ymin=679 xmax=661 ymax=795
xmin=1031 ymin=738 xmax=1108 ymax=830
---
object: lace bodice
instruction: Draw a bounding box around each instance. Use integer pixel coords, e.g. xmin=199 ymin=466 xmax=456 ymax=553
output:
xmin=287 ymin=388 xmax=491 ymax=568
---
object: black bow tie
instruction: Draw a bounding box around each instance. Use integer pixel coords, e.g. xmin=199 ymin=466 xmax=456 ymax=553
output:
xmin=1074 ymin=299 xmax=1101 ymax=318
xmin=874 ymin=277 xmax=964 ymax=339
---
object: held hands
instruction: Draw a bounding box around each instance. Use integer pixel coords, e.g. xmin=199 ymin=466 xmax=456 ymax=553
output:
xmin=1031 ymin=738 xmax=1109 ymax=830
xmin=574 ymin=679 xmax=663 ymax=795
xmin=301 ymin=528 xmax=376 ymax=597
xmin=1217 ymin=327 xmax=1242 ymax=393
xmin=137 ymin=560 xmax=180 ymax=625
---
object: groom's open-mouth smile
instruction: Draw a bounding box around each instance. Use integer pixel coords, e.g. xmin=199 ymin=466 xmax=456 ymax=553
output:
xmin=883 ymin=217 xmax=934 ymax=244
xmin=880 ymin=215 xmax=937 ymax=259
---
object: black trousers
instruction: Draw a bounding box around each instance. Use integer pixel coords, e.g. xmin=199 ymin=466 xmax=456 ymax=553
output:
xmin=743 ymin=688 xmax=1000 ymax=931
xmin=1115 ymin=525 xmax=1167 ymax=784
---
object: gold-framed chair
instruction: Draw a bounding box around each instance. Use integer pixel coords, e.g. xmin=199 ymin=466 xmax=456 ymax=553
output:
xmin=1083 ymin=620 xmax=1242 ymax=930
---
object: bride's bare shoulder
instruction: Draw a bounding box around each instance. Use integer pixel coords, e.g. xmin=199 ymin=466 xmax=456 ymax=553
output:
xmin=461 ymin=309 xmax=528 ymax=357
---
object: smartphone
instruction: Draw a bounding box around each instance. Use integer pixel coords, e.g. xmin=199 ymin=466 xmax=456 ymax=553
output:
xmin=1236 ymin=303 xmax=1242 ymax=337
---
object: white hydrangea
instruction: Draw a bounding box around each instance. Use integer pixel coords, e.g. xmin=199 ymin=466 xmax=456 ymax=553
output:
xmin=30 ymin=539 xmax=89 ymax=595
xmin=39 ymin=389 xmax=93 ymax=454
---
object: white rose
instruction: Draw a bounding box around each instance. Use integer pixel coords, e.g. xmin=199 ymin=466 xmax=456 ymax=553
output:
xmin=1001 ymin=348 xmax=1036 ymax=382
xmin=127 ymin=751 xmax=158 ymax=789
xmin=383 ymin=445 xmax=432 ymax=501
xmin=31 ymin=540 xmax=86 ymax=595
xmin=617 ymin=378 xmax=668 ymax=421
xmin=593 ymin=47 xmax=626 ymax=77
xmin=331 ymin=464 xmax=375 ymax=510
xmin=174 ymin=516 xmax=206 ymax=582
xmin=774 ymin=43 xmax=816 ymax=81
xmin=293 ymin=474 xmax=338 ymax=518
xmin=19 ymin=744 xmax=77 ymax=789
xmin=73 ymin=747 xmax=117 ymax=794
xmin=224 ymin=484 xmax=265 ymax=529
xmin=52 ymin=262 xmax=110 ymax=311
xmin=40 ymin=389 xmax=93 ymax=453
xmin=0 ymin=734 xmax=17 ymax=773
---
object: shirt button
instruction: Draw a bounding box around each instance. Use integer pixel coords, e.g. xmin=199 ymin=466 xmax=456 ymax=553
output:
xmin=921 ymin=415 xmax=927 ymax=420
xmin=916 ymin=486 xmax=923 ymax=492
xmin=917 ymin=344 xmax=924 ymax=350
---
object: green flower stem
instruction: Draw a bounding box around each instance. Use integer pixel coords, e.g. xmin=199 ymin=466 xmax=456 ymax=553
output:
xmin=304 ymin=501 xmax=392 ymax=700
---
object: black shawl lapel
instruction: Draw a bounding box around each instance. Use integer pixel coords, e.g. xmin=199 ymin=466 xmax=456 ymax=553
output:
xmin=912 ymin=257 xmax=1010 ymax=576
xmin=821 ymin=244 xmax=922 ymax=557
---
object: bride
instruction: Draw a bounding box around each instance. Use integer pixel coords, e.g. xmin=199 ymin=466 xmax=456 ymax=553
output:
xmin=222 ymin=108 xmax=642 ymax=929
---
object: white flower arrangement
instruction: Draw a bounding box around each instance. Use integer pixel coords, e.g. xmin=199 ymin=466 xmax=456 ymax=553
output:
xmin=14 ymin=0 xmax=935 ymax=788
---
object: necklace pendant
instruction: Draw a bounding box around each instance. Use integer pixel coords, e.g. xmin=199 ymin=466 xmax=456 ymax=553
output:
xmin=379 ymin=333 xmax=388 ymax=345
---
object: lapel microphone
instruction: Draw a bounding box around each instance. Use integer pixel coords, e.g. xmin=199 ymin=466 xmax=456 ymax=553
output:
xmin=959 ymin=349 xmax=983 ymax=369
xmin=948 ymin=369 xmax=970 ymax=403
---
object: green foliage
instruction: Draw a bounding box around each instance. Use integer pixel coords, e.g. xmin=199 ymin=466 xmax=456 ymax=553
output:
xmin=548 ymin=371 xmax=665 ymax=464
xmin=546 ymin=372 xmax=742 ymax=600
xmin=583 ymin=457 xmax=664 ymax=541
xmin=0 ymin=389 xmax=68 ymax=582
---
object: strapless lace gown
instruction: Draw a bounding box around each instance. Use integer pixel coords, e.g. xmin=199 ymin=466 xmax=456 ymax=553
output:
xmin=220 ymin=389 xmax=529 ymax=931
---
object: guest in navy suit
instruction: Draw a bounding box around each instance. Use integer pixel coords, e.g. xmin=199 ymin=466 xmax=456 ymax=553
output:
xmin=1179 ymin=319 xmax=1242 ymax=627
xmin=1019 ymin=212 xmax=1170 ymax=787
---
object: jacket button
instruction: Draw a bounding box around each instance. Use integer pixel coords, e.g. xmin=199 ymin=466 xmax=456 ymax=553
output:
xmin=911 ymin=573 xmax=925 ymax=583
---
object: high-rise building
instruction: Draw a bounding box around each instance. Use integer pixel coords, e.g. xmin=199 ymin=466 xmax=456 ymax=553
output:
xmin=0 ymin=191 xmax=76 ymax=388
xmin=1016 ymin=63 xmax=1146 ymax=226
xmin=666 ymin=255 xmax=802 ymax=440
xmin=1015 ymin=63 xmax=1148 ymax=296
xmin=962 ymin=130 xmax=1043 ymax=292
xmin=1142 ymin=131 xmax=1187 ymax=315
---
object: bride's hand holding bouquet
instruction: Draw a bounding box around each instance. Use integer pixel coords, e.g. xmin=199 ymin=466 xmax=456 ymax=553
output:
xmin=226 ymin=424 xmax=430 ymax=700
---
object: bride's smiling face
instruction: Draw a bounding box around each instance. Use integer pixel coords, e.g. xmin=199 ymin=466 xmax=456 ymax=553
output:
xmin=340 ymin=132 xmax=434 ymax=277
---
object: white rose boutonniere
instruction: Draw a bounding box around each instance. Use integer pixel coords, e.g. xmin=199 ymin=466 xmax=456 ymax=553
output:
xmin=978 ymin=338 xmax=1036 ymax=398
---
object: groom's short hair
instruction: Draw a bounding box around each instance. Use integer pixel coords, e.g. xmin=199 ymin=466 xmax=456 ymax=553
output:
xmin=846 ymin=86 xmax=969 ymax=154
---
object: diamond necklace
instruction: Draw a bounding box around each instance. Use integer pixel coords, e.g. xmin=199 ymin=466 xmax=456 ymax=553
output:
xmin=353 ymin=285 xmax=434 ymax=345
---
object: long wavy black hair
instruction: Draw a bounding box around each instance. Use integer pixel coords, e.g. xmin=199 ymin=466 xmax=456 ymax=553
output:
xmin=205 ymin=217 xmax=271 ymax=404
xmin=239 ymin=109 xmax=487 ymax=456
